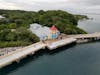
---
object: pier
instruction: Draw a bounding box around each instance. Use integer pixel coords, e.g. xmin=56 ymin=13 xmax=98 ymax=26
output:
xmin=0 ymin=42 xmax=46 ymax=68
xmin=68 ymin=32 xmax=100 ymax=43
xmin=0 ymin=32 xmax=100 ymax=68
xmin=68 ymin=32 xmax=100 ymax=39
xmin=0 ymin=38 xmax=76 ymax=68
xmin=46 ymin=38 xmax=76 ymax=50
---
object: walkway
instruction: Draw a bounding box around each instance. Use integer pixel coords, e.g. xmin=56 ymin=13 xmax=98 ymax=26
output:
xmin=46 ymin=38 xmax=76 ymax=50
xmin=68 ymin=32 xmax=100 ymax=39
xmin=0 ymin=42 xmax=46 ymax=68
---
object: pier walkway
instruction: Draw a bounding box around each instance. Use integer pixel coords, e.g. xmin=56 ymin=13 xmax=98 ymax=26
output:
xmin=46 ymin=38 xmax=76 ymax=50
xmin=68 ymin=32 xmax=100 ymax=39
xmin=0 ymin=42 xmax=46 ymax=68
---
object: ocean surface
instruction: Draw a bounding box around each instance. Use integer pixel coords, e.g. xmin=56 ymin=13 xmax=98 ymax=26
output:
xmin=0 ymin=14 xmax=100 ymax=75
xmin=78 ymin=14 xmax=100 ymax=33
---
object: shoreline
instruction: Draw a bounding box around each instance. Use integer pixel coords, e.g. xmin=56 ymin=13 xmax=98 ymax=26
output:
xmin=0 ymin=32 xmax=100 ymax=57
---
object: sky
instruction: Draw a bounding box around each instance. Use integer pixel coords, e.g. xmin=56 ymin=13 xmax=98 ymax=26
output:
xmin=0 ymin=0 xmax=100 ymax=14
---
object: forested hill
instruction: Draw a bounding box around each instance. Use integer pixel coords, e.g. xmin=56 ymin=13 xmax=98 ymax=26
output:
xmin=0 ymin=9 xmax=87 ymax=47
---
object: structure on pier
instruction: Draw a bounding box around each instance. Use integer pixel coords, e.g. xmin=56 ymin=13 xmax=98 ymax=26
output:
xmin=30 ymin=23 xmax=60 ymax=40
xmin=50 ymin=25 xmax=60 ymax=39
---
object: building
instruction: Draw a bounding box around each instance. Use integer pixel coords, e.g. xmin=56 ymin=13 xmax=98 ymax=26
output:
xmin=29 ymin=23 xmax=60 ymax=40
xmin=50 ymin=25 xmax=60 ymax=39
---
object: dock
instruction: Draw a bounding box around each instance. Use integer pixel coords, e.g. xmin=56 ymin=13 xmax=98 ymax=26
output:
xmin=46 ymin=38 xmax=76 ymax=50
xmin=67 ymin=32 xmax=100 ymax=43
xmin=0 ymin=42 xmax=46 ymax=68
xmin=0 ymin=38 xmax=76 ymax=68
xmin=68 ymin=32 xmax=100 ymax=39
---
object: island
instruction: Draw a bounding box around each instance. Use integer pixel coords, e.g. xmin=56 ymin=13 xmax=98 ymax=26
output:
xmin=0 ymin=9 xmax=88 ymax=48
xmin=1 ymin=10 xmax=100 ymax=68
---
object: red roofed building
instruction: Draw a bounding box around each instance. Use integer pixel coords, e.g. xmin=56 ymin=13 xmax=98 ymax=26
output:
xmin=50 ymin=25 xmax=58 ymax=31
xmin=50 ymin=25 xmax=60 ymax=39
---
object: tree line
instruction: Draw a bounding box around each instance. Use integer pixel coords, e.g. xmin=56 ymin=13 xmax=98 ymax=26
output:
xmin=0 ymin=9 xmax=87 ymax=47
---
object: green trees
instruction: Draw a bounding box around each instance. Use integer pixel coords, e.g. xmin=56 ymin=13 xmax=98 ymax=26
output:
xmin=15 ymin=27 xmax=39 ymax=42
xmin=6 ymin=32 xmax=16 ymax=41
xmin=36 ymin=10 xmax=78 ymax=27
xmin=7 ymin=23 xmax=17 ymax=29
xmin=64 ymin=25 xmax=87 ymax=34
xmin=31 ymin=10 xmax=87 ymax=34
xmin=0 ymin=27 xmax=39 ymax=47
xmin=0 ymin=9 xmax=87 ymax=47
xmin=0 ymin=23 xmax=17 ymax=30
xmin=55 ymin=21 xmax=66 ymax=33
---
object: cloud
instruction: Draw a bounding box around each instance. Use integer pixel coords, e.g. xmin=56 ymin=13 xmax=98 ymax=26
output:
xmin=0 ymin=1 xmax=21 ymax=10
xmin=0 ymin=0 xmax=100 ymax=13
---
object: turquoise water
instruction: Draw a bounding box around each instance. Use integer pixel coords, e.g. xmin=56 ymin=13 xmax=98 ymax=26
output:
xmin=0 ymin=14 xmax=100 ymax=75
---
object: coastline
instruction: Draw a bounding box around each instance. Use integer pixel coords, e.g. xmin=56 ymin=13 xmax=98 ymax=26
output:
xmin=1 ymin=32 xmax=100 ymax=57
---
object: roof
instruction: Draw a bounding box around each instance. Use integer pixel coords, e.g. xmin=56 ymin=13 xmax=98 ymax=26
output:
xmin=30 ymin=23 xmax=50 ymax=38
xmin=50 ymin=25 xmax=58 ymax=30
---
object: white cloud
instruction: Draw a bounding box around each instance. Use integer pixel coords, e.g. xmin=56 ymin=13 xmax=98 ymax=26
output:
xmin=0 ymin=1 xmax=21 ymax=10
xmin=0 ymin=0 xmax=100 ymax=14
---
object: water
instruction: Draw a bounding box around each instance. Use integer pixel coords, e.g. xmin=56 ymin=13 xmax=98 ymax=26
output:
xmin=78 ymin=14 xmax=100 ymax=33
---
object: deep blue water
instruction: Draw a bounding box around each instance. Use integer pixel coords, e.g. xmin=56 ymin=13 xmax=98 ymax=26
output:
xmin=0 ymin=12 xmax=100 ymax=75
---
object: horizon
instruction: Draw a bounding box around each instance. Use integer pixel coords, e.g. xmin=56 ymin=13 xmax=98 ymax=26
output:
xmin=0 ymin=0 xmax=100 ymax=14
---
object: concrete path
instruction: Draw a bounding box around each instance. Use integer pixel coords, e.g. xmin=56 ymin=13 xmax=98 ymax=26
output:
xmin=0 ymin=42 xmax=46 ymax=68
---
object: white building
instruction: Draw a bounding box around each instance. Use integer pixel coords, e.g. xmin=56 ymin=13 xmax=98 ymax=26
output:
xmin=29 ymin=23 xmax=60 ymax=40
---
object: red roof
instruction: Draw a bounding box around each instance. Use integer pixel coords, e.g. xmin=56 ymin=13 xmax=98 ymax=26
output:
xmin=50 ymin=25 xmax=58 ymax=30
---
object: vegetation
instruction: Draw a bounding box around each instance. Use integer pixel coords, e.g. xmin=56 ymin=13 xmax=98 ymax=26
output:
xmin=0 ymin=27 xmax=39 ymax=48
xmin=74 ymin=15 xmax=89 ymax=21
xmin=0 ymin=9 xmax=87 ymax=47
